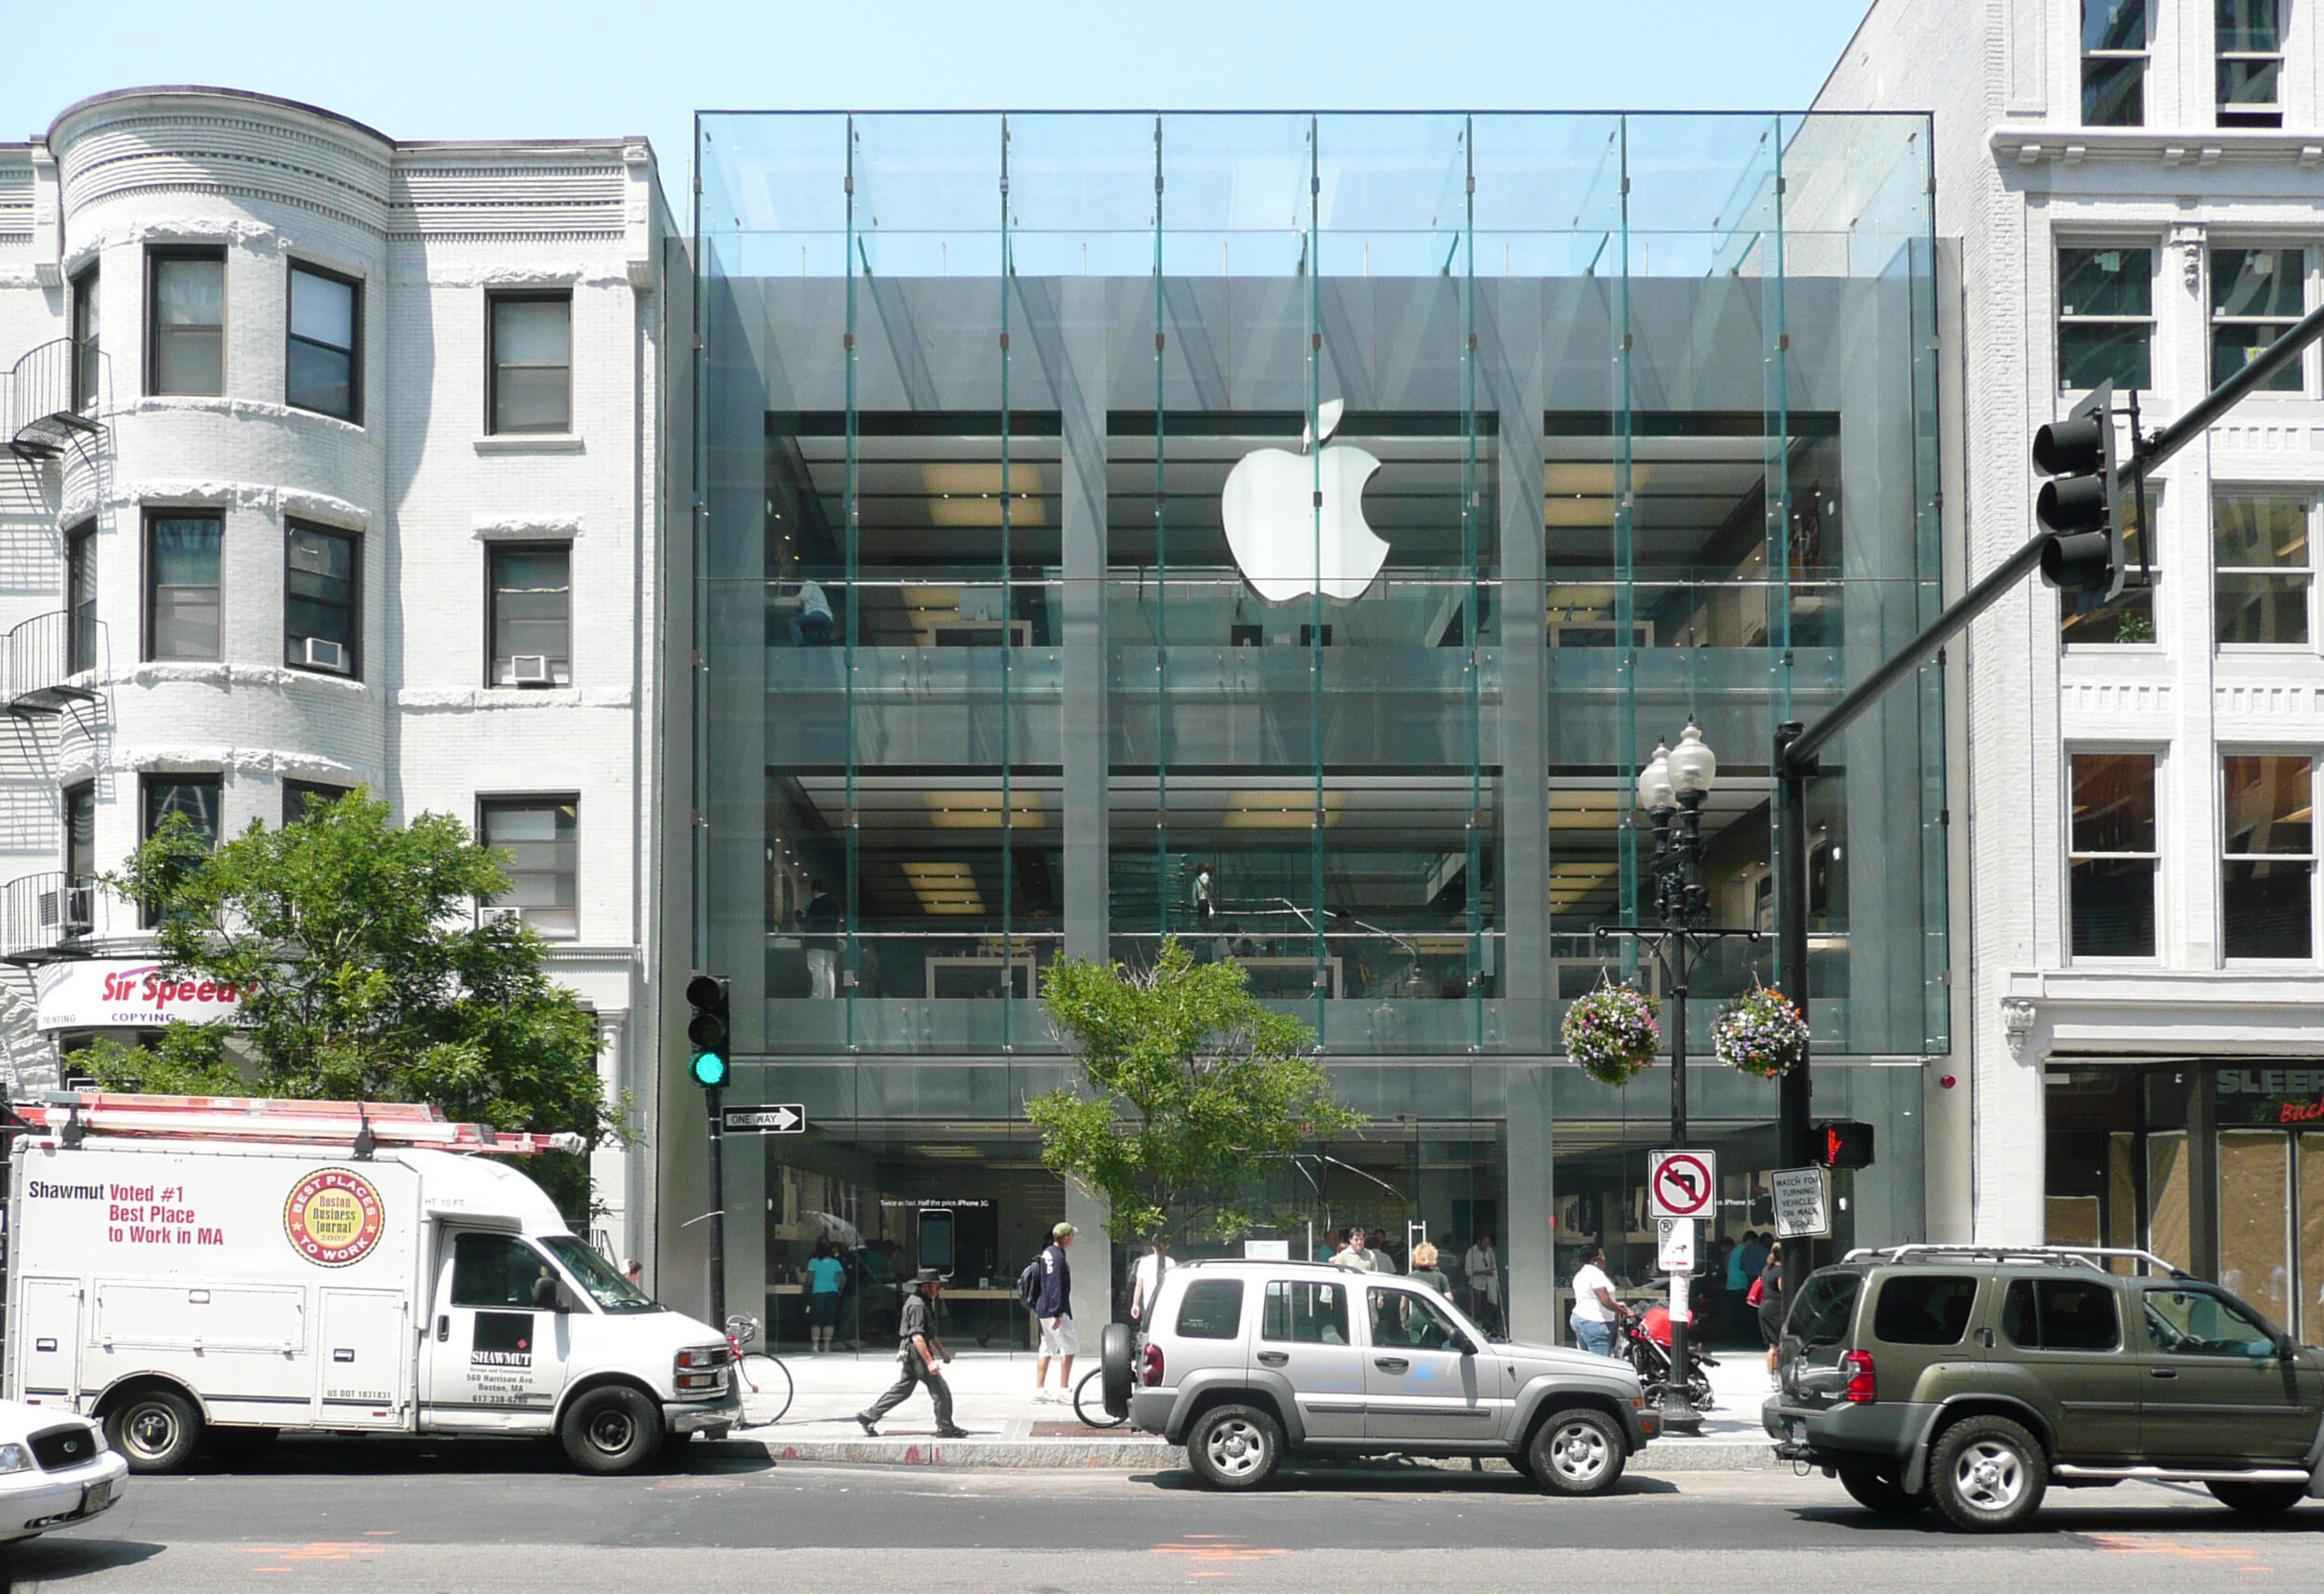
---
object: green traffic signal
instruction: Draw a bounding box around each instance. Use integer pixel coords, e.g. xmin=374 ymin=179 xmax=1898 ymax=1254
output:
xmin=690 ymin=1048 xmax=730 ymax=1088
xmin=684 ymin=973 xmax=732 ymax=1091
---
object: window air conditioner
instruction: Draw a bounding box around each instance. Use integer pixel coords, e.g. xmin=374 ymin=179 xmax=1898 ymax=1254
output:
xmin=508 ymin=654 xmax=553 ymax=686
xmin=299 ymin=637 xmax=350 ymax=673
xmin=478 ymin=905 xmax=524 ymax=928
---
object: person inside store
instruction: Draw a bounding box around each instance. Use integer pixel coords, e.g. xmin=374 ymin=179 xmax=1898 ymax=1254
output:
xmin=1463 ymin=1233 xmax=1501 ymax=1333
xmin=856 ymin=1268 xmax=968 ymax=1438
xmin=801 ymin=878 xmax=840 ymax=999
xmin=805 ymin=1240 xmax=846 ymax=1352
xmin=1569 ymin=1243 xmax=1624 ymax=1357
xmin=1406 ymin=1241 xmax=1450 ymax=1298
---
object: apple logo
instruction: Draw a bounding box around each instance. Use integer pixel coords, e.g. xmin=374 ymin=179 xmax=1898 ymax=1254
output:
xmin=1221 ymin=398 xmax=1388 ymax=603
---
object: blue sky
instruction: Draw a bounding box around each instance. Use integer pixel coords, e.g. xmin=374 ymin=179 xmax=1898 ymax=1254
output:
xmin=4 ymin=1 xmax=1877 ymax=198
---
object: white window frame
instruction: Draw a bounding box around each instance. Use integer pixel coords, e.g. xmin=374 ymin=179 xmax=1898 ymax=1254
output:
xmin=2207 ymin=244 xmax=2312 ymax=398
xmin=2212 ymin=490 xmax=2314 ymax=652
xmin=2082 ymin=0 xmax=2153 ymax=128
xmin=2057 ymin=241 xmax=2158 ymax=396
xmin=2218 ymin=750 xmax=2317 ymax=966
xmin=2067 ymin=745 xmax=2164 ymax=965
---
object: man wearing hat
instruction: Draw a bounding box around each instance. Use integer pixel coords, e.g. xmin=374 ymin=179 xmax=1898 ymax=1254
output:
xmin=855 ymin=1268 xmax=968 ymax=1438
xmin=1031 ymin=1221 xmax=1078 ymax=1403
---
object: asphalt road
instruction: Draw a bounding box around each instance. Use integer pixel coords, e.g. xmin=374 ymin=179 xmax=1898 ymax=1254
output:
xmin=6 ymin=1437 xmax=2324 ymax=1591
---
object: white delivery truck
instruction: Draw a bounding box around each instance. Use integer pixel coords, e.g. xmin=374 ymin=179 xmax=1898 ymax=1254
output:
xmin=2 ymin=1094 xmax=738 ymax=1474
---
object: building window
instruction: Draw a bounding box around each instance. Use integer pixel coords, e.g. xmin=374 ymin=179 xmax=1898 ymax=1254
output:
xmin=145 ymin=512 xmax=220 ymax=662
xmin=287 ymin=263 xmax=361 ymax=423
xmin=2063 ymin=489 xmax=2158 ymax=645
xmin=2218 ymin=0 xmax=2285 ymax=127
xmin=479 ymin=797 xmax=578 ymax=939
xmin=140 ymin=773 xmax=219 ymax=927
xmin=65 ymin=521 xmax=97 ymax=675
xmin=2070 ymin=752 xmax=2159 ymax=958
xmin=70 ymin=263 xmax=99 ymax=413
xmin=283 ymin=780 xmax=349 ymax=825
xmin=2082 ymin=0 xmax=2150 ymax=125
xmin=2212 ymin=248 xmax=2305 ymax=392
xmin=64 ymin=781 xmax=95 ymax=931
xmin=488 ymin=544 xmax=572 ymax=686
xmin=2059 ymin=247 xmax=2153 ymax=391
xmin=2223 ymin=755 xmax=2314 ymax=960
xmin=2214 ymin=494 xmax=2310 ymax=646
xmin=284 ymin=521 xmax=359 ymax=677
xmin=147 ymin=248 xmax=224 ymax=397
xmin=488 ymin=292 xmax=571 ymax=434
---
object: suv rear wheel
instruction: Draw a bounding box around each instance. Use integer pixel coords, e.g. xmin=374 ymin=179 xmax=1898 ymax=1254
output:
xmin=1187 ymin=1403 xmax=1282 ymax=1490
xmin=1526 ymin=1407 xmax=1627 ymax=1496
xmin=2207 ymin=1480 xmax=2307 ymax=1520
xmin=1927 ymin=1415 xmax=2046 ymax=1532
xmin=1837 ymin=1464 xmax=1921 ymax=1516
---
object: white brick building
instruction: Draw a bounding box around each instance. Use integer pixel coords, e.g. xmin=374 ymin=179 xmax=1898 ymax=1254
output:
xmin=0 ymin=86 xmax=682 ymax=1264
xmin=1823 ymin=2 xmax=2324 ymax=1331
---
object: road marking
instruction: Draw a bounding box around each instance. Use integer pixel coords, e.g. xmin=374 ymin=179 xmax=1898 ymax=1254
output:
xmin=1151 ymin=1537 xmax=1288 ymax=1563
xmin=236 ymin=1541 xmax=390 ymax=1562
xmin=2086 ymin=1533 xmax=2266 ymax=1570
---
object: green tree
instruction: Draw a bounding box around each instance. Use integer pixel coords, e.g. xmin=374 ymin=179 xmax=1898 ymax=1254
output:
xmin=1026 ymin=937 xmax=1363 ymax=1245
xmin=81 ymin=789 xmax=614 ymax=1218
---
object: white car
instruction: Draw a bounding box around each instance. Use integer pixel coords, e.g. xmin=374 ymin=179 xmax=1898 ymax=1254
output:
xmin=0 ymin=1400 xmax=126 ymax=1541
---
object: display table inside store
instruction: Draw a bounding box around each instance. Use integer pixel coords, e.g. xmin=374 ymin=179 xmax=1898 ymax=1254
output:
xmin=766 ymin=1284 xmax=1032 ymax=1350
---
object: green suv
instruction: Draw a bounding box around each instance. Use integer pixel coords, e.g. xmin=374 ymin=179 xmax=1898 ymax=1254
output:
xmin=1762 ymin=1245 xmax=2324 ymax=1531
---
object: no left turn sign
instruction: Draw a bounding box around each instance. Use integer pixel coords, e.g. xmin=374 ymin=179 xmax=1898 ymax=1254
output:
xmin=1648 ymin=1149 xmax=1716 ymax=1219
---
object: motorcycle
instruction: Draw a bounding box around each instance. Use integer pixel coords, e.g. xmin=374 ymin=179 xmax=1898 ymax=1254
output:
xmin=1618 ymin=1305 xmax=1716 ymax=1413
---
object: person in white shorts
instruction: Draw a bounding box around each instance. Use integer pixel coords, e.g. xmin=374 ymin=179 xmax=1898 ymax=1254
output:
xmin=1032 ymin=1221 xmax=1078 ymax=1401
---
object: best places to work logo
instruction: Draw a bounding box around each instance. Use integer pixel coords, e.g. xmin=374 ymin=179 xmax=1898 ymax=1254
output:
xmin=284 ymin=1167 xmax=387 ymax=1267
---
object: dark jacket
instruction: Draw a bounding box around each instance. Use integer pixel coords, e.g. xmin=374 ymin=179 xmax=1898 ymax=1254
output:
xmin=1035 ymin=1242 xmax=1072 ymax=1318
xmin=801 ymin=890 xmax=840 ymax=951
xmin=1756 ymin=1261 xmax=1786 ymax=1338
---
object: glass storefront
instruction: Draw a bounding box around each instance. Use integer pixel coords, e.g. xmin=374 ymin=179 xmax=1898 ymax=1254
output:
xmin=2047 ymin=1061 xmax=2324 ymax=1342
xmin=691 ymin=112 xmax=1943 ymax=1348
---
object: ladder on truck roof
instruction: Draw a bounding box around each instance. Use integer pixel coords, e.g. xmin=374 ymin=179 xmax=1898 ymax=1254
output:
xmin=7 ymin=1091 xmax=581 ymax=1156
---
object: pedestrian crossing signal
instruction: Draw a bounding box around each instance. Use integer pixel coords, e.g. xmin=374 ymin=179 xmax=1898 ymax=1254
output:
xmin=1816 ymin=1120 xmax=1875 ymax=1171
xmin=686 ymin=973 xmax=730 ymax=1089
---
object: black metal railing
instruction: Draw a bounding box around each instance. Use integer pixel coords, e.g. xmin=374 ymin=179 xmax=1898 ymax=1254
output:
xmin=6 ymin=338 xmax=105 ymax=462
xmin=3 ymin=611 xmax=99 ymax=713
xmin=0 ymin=872 xmax=97 ymax=961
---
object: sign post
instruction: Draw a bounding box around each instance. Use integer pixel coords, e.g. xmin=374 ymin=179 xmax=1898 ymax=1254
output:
xmin=1646 ymin=1151 xmax=1714 ymax=1432
xmin=1771 ymin=1166 xmax=1830 ymax=1240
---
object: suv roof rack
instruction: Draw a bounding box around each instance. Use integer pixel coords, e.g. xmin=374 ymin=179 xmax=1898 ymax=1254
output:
xmin=1840 ymin=1243 xmax=2191 ymax=1279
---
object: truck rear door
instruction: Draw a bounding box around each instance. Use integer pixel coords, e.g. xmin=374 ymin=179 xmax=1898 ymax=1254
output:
xmin=417 ymin=1230 xmax=570 ymax=1429
xmin=316 ymin=1289 xmax=411 ymax=1429
xmin=13 ymin=1279 xmax=83 ymax=1406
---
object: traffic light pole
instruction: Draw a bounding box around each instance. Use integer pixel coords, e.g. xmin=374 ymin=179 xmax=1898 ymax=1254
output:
xmin=1773 ymin=300 xmax=2324 ymax=1264
xmin=706 ymin=1084 xmax=726 ymax=1330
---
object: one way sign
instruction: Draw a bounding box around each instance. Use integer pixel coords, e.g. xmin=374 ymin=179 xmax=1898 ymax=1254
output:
xmin=721 ymin=1104 xmax=808 ymax=1135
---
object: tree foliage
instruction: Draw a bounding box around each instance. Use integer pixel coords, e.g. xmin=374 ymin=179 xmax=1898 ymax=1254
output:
xmin=1026 ymin=938 xmax=1362 ymax=1245
xmin=80 ymin=789 xmax=614 ymax=1218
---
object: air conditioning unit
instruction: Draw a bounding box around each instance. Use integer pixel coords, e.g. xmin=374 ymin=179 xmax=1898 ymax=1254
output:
xmin=299 ymin=637 xmax=350 ymax=673
xmin=477 ymin=905 xmax=523 ymax=929
xmin=508 ymin=654 xmax=553 ymax=686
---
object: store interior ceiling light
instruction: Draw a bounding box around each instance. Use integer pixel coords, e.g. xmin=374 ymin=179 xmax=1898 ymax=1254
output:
xmin=924 ymin=791 xmax=1046 ymax=828
xmin=922 ymin=462 xmax=1046 ymax=526
xmin=908 ymin=1144 xmax=985 ymax=1158
xmin=1222 ymin=790 xmax=1347 ymax=829
xmin=902 ymin=862 xmax=984 ymax=916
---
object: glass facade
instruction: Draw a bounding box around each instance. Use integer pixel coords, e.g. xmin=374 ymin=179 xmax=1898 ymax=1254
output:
xmin=695 ymin=112 xmax=1943 ymax=1347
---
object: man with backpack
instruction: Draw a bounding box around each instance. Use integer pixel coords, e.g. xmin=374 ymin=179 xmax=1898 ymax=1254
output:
xmin=1021 ymin=1221 xmax=1077 ymax=1403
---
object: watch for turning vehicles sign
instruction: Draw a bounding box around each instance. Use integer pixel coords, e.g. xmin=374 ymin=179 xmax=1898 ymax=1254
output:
xmin=1648 ymin=1150 xmax=1715 ymax=1220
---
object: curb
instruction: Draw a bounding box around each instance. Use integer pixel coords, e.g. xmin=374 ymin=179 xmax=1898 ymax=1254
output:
xmin=722 ymin=1434 xmax=1781 ymax=1472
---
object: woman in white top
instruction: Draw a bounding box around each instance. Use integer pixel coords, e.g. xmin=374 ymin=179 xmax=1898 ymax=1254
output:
xmin=1463 ymin=1234 xmax=1500 ymax=1330
xmin=1128 ymin=1235 xmax=1172 ymax=1329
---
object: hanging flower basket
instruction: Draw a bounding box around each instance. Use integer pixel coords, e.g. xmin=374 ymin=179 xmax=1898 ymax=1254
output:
xmin=1562 ymin=983 xmax=1660 ymax=1087
xmin=1713 ymin=984 xmax=1809 ymax=1079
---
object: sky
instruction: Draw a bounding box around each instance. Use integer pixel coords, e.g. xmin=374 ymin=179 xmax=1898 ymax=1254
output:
xmin=2 ymin=1 xmax=1877 ymax=200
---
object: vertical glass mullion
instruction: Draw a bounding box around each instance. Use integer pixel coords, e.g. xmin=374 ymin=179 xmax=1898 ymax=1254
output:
xmin=1765 ymin=117 xmax=1793 ymax=728
xmin=1000 ymin=117 xmax=1015 ymax=1050
xmin=1613 ymin=117 xmax=1640 ymax=975
xmin=1154 ymin=116 xmax=1170 ymax=946
xmin=1308 ymin=116 xmax=1327 ymax=1030
xmin=843 ymin=117 xmax=861 ymax=1051
xmin=1461 ymin=117 xmax=1484 ymax=1052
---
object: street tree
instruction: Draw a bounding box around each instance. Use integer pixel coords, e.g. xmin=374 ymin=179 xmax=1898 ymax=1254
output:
xmin=1027 ymin=936 xmax=1363 ymax=1245
xmin=80 ymin=788 xmax=614 ymax=1218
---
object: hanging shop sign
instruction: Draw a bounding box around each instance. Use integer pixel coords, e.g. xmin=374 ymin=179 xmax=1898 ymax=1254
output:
xmin=33 ymin=960 xmax=253 ymax=1033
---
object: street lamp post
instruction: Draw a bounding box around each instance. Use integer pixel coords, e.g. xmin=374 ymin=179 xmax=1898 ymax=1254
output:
xmin=1600 ymin=718 xmax=1757 ymax=1435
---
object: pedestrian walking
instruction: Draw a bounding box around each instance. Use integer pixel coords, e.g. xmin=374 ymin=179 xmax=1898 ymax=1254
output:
xmin=1756 ymin=1241 xmax=1788 ymax=1386
xmin=1406 ymin=1241 xmax=1450 ymax=1298
xmin=1128 ymin=1234 xmax=1172 ymax=1332
xmin=1030 ymin=1221 xmax=1078 ymax=1402
xmin=1330 ymin=1226 xmax=1381 ymax=1271
xmin=855 ymin=1268 xmax=968 ymax=1438
xmin=805 ymin=1240 xmax=846 ymax=1352
xmin=801 ymin=878 xmax=840 ymax=999
xmin=1569 ymin=1243 xmax=1624 ymax=1357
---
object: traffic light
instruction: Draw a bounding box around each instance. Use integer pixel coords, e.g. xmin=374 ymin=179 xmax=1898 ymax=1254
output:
xmin=1816 ymin=1120 xmax=1876 ymax=1171
xmin=685 ymin=973 xmax=730 ymax=1088
xmin=2033 ymin=382 xmax=2124 ymax=599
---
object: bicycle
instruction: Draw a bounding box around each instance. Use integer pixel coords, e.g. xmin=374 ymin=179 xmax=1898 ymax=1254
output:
xmin=1072 ymin=1322 xmax=1137 ymax=1429
xmin=1072 ymin=1364 xmax=1127 ymax=1429
xmin=724 ymin=1313 xmax=795 ymax=1427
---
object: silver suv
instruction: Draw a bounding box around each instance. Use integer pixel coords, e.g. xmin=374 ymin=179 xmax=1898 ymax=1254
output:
xmin=1107 ymin=1258 xmax=1658 ymax=1493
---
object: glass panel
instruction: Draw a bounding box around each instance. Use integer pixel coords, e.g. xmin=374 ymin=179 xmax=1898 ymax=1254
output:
xmin=2212 ymin=247 xmax=2303 ymax=321
xmin=2216 ymin=573 xmax=2309 ymax=644
xmin=2299 ymin=1133 xmax=2324 ymax=1342
xmin=287 ymin=340 xmax=352 ymax=418
xmin=149 ymin=516 xmax=220 ymax=661
xmin=1871 ymin=1274 xmax=1977 ymax=1345
xmin=290 ymin=268 xmax=355 ymax=348
xmin=2083 ymin=58 xmax=2146 ymax=125
xmin=2217 ymin=0 xmax=2283 ymax=52
xmin=72 ymin=267 xmax=99 ymax=411
xmin=2224 ymin=755 xmax=2310 ymax=855
xmin=2218 ymin=1131 xmax=2291 ymax=1324
xmin=2072 ymin=753 xmax=2156 ymax=853
xmin=450 ymin=1233 xmax=548 ymax=1309
xmin=2147 ymin=1131 xmax=2190 ymax=1272
xmin=493 ymin=298 xmax=570 ymax=432
xmin=2061 ymin=322 xmax=2151 ymax=389
xmin=1261 ymin=1279 xmax=1349 ymax=1344
xmin=66 ymin=529 xmax=97 ymax=674
xmin=2219 ymin=58 xmax=2283 ymax=113
xmin=494 ymin=297 xmax=569 ymax=363
xmin=2142 ymin=1285 xmax=2278 ymax=1353
xmin=2061 ymin=487 xmax=2154 ymax=643
xmin=2215 ymin=494 xmax=2307 ymax=568
xmin=152 ymin=256 xmax=223 ymax=396
xmin=482 ymin=799 xmax=578 ymax=938
xmin=2084 ymin=0 xmax=2148 ymax=50
xmin=492 ymin=547 xmax=572 ymax=684
xmin=286 ymin=526 xmax=357 ymax=663
xmin=65 ymin=784 xmax=94 ymax=881
xmin=153 ymin=255 xmax=223 ymax=324
xmin=144 ymin=777 xmax=219 ymax=846
xmin=1174 ymin=1279 xmax=1244 ymax=1338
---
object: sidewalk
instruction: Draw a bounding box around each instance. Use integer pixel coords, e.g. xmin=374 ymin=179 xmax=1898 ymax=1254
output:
xmin=723 ymin=1342 xmax=1782 ymax=1470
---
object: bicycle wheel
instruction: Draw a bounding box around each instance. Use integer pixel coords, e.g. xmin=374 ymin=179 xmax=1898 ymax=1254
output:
xmin=1073 ymin=1366 xmax=1127 ymax=1429
xmin=738 ymin=1353 xmax=793 ymax=1426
